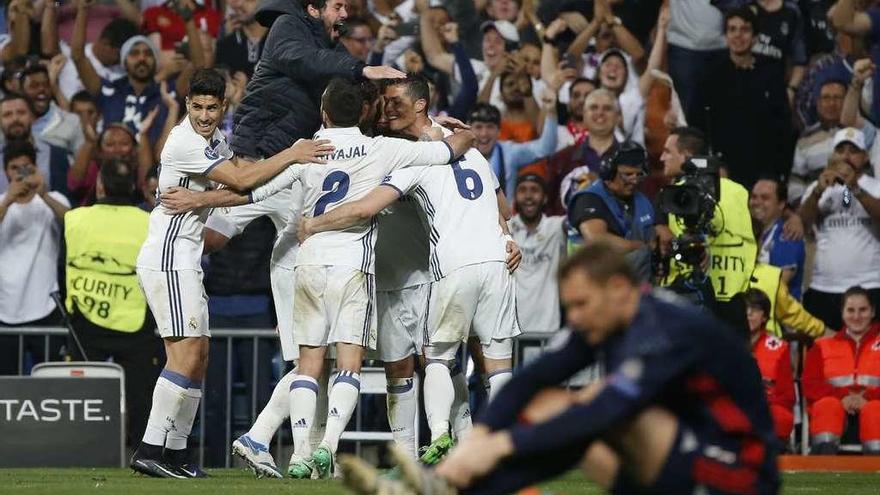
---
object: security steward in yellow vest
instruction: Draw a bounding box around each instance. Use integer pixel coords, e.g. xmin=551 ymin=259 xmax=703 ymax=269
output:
xmin=64 ymin=160 xmax=159 ymax=445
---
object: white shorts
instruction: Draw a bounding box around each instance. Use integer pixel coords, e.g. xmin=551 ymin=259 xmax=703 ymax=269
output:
xmin=424 ymin=261 xmax=520 ymax=350
xmin=270 ymin=262 xmax=298 ymax=361
xmin=205 ymin=187 xmax=293 ymax=238
xmin=377 ymin=284 xmax=429 ymax=362
xmin=293 ymin=266 xmax=377 ymax=349
xmin=138 ymin=268 xmax=210 ymax=338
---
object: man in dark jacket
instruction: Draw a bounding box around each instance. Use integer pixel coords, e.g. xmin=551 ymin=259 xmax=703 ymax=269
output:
xmin=230 ymin=0 xmax=403 ymax=161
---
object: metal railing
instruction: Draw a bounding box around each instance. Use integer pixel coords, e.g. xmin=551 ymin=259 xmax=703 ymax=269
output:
xmin=0 ymin=326 xmax=559 ymax=466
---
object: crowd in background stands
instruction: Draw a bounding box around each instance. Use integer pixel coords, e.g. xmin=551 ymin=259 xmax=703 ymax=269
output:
xmin=3 ymin=0 xmax=880 ymax=457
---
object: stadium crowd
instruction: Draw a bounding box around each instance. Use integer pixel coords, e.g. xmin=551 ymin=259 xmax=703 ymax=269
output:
xmin=2 ymin=0 xmax=880 ymax=474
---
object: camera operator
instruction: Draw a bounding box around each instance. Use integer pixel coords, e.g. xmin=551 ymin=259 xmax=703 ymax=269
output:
xmin=567 ymin=141 xmax=655 ymax=281
xmin=658 ymin=127 xmax=756 ymax=334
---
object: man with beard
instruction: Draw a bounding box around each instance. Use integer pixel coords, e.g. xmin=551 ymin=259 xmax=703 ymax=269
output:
xmin=72 ymin=0 xmax=171 ymax=147
xmin=566 ymin=141 xmax=655 ymax=281
xmin=508 ymin=174 xmax=566 ymax=334
xmin=0 ymin=95 xmax=70 ymax=197
xmin=17 ymin=65 xmax=84 ymax=154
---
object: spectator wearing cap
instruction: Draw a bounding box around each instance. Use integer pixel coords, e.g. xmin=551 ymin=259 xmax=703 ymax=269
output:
xmin=0 ymin=95 xmax=70 ymax=198
xmin=470 ymin=97 xmax=556 ymax=200
xmin=799 ymin=130 xmax=880 ymax=330
xmin=56 ymin=17 xmax=139 ymax=101
xmin=0 ymin=141 xmax=70 ymax=331
xmin=508 ymin=173 xmax=566 ymax=334
xmin=790 ymin=79 xmax=846 ymax=204
xmin=565 ymin=141 xmax=654 ymax=280
xmin=17 ymin=65 xmax=85 ymax=154
xmin=216 ymin=0 xmax=267 ymax=77
xmin=72 ymin=14 xmax=173 ymax=150
xmin=421 ymin=8 xmax=520 ymax=112
xmin=694 ymin=6 xmax=791 ymax=190
xmin=750 ymin=176 xmax=806 ymax=300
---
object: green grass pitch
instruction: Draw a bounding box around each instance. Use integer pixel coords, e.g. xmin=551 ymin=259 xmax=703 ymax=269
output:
xmin=0 ymin=469 xmax=879 ymax=494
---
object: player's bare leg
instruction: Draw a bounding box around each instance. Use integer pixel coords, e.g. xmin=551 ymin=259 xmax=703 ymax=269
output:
xmin=386 ymin=356 xmax=418 ymax=458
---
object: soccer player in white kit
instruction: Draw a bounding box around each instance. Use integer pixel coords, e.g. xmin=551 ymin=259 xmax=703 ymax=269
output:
xmin=131 ymin=69 xmax=332 ymax=478
xmin=238 ymin=78 xmax=477 ymax=479
xmin=300 ymin=75 xmax=531 ymax=465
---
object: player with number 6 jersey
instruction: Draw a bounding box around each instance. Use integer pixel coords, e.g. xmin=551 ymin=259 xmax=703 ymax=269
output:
xmin=243 ymin=78 xmax=476 ymax=479
xmin=299 ymin=75 xmax=523 ymax=465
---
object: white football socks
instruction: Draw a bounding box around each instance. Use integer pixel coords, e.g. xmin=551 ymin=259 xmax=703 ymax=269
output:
xmin=166 ymin=383 xmax=202 ymax=451
xmin=142 ymin=369 xmax=189 ymax=448
xmin=290 ymin=375 xmax=318 ymax=457
xmin=247 ymin=368 xmax=297 ymax=446
xmin=487 ymin=368 xmax=512 ymax=402
xmin=424 ymin=362 xmax=455 ymax=441
xmin=450 ymin=369 xmax=472 ymax=440
xmin=322 ymin=370 xmax=361 ymax=453
xmin=386 ymin=376 xmax=417 ymax=458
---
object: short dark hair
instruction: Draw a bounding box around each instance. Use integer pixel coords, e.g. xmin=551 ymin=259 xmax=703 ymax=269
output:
xmin=70 ymin=90 xmax=96 ymax=108
xmin=385 ymin=73 xmax=431 ymax=110
xmin=724 ymin=6 xmax=757 ymax=31
xmin=669 ymin=126 xmax=707 ymax=156
xmin=322 ymin=77 xmax=366 ymax=127
xmin=188 ymin=69 xmax=227 ymax=101
xmin=755 ymin=175 xmax=787 ymax=202
xmin=499 ymin=70 xmax=531 ymax=91
xmin=842 ymin=286 xmax=874 ymax=310
xmin=819 ymin=79 xmax=847 ymax=94
xmin=569 ymin=77 xmax=597 ymax=96
xmin=99 ymin=19 xmax=139 ymax=49
xmin=558 ymin=242 xmax=638 ymax=286
xmin=300 ymin=0 xmax=328 ymax=10
xmin=341 ymin=17 xmax=370 ymax=37
xmin=18 ymin=64 xmax=49 ymax=87
xmin=0 ymin=94 xmax=35 ymax=115
xmin=99 ymin=158 xmax=136 ymax=199
xmin=3 ymin=140 xmax=36 ymax=169
xmin=467 ymin=102 xmax=501 ymax=126
xmin=743 ymin=288 xmax=772 ymax=318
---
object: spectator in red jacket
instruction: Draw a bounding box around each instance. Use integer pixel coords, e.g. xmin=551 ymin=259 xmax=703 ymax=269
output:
xmin=803 ymin=286 xmax=880 ymax=454
xmin=745 ymin=288 xmax=796 ymax=444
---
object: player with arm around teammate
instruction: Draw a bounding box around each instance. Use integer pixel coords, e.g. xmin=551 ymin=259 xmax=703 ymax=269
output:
xmin=300 ymin=74 xmax=525 ymax=465
xmin=130 ymin=68 xmax=332 ymax=479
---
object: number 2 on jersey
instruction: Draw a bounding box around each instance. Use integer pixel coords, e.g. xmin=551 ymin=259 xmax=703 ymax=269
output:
xmin=314 ymin=171 xmax=350 ymax=215
xmin=452 ymin=158 xmax=483 ymax=200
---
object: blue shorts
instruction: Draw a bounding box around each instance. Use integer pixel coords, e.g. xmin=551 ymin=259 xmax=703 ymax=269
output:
xmin=612 ymin=420 xmax=780 ymax=495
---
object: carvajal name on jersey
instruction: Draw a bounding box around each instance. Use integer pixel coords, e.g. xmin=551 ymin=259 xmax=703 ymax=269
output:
xmin=330 ymin=145 xmax=367 ymax=161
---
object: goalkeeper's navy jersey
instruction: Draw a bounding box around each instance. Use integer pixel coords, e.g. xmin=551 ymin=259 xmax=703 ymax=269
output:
xmin=480 ymin=290 xmax=779 ymax=493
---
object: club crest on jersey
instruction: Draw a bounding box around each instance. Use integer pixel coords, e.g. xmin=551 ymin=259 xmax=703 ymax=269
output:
xmin=872 ymin=340 xmax=880 ymax=351
xmin=205 ymin=146 xmax=220 ymax=161
xmin=765 ymin=336 xmax=783 ymax=351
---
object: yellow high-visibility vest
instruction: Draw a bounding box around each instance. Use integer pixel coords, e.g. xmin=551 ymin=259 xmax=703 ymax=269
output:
xmin=664 ymin=178 xmax=757 ymax=302
xmin=749 ymin=263 xmax=782 ymax=336
xmin=64 ymin=204 xmax=149 ymax=332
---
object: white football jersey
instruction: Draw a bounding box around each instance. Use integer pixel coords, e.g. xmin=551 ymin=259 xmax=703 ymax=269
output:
xmin=250 ymin=126 xmax=456 ymax=274
xmin=270 ymin=182 xmax=305 ymax=271
xmin=509 ymin=214 xmax=566 ymax=333
xmin=382 ymin=142 xmax=507 ymax=280
xmin=137 ymin=117 xmax=232 ymax=271
xmin=375 ymin=196 xmax=431 ymax=291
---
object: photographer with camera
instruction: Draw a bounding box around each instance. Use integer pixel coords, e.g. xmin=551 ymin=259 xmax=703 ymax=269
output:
xmin=798 ymin=128 xmax=880 ymax=331
xmin=658 ymin=127 xmax=756 ymax=335
xmin=567 ymin=141 xmax=654 ymax=281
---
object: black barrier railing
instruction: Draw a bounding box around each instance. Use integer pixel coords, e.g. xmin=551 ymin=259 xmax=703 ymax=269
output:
xmin=0 ymin=326 xmax=561 ymax=467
